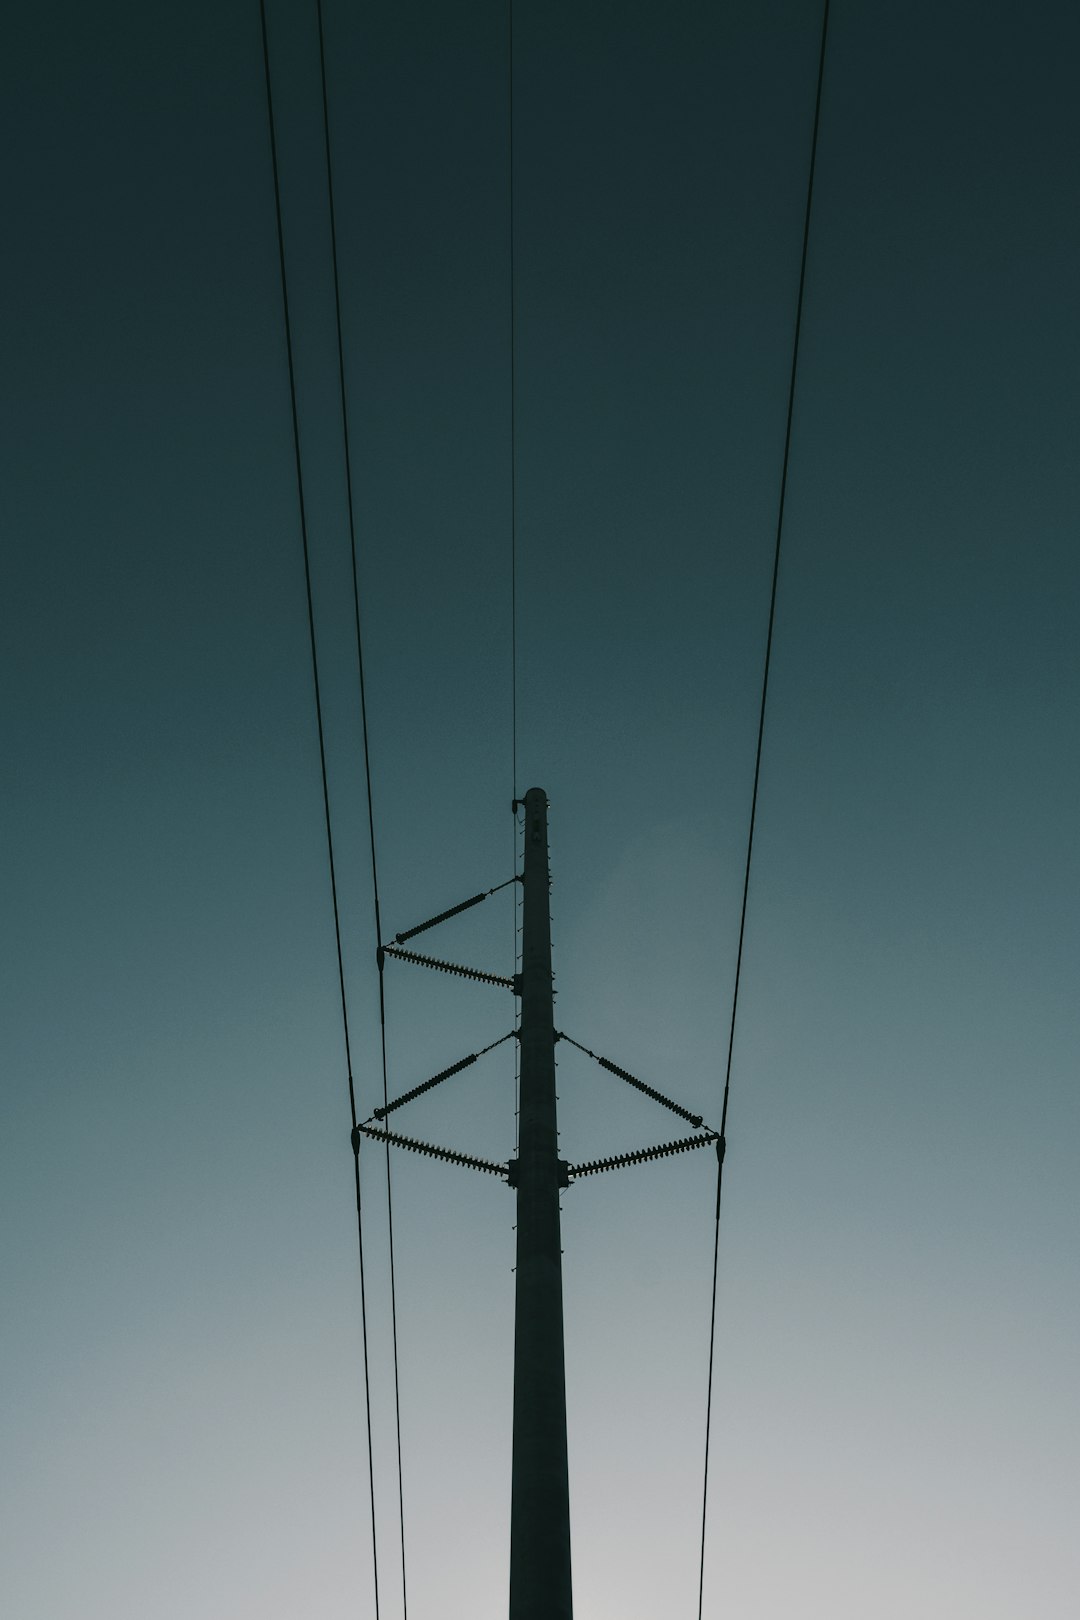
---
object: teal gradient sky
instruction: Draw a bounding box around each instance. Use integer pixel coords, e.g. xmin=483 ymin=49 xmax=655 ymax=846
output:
xmin=3 ymin=2 xmax=1078 ymax=1616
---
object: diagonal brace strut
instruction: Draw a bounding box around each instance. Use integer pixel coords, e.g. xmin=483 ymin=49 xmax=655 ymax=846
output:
xmin=379 ymin=942 xmax=518 ymax=991
xmin=569 ymin=1129 xmax=718 ymax=1180
xmin=353 ymin=1121 xmax=508 ymax=1179
xmin=388 ymin=875 xmax=520 ymax=946
xmin=373 ymin=1031 xmax=516 ymax=1120
xmin=558 ymin=1032 xmax=705 ymax=1128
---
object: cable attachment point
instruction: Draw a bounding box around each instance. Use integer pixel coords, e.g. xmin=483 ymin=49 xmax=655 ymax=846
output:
xmin=350 ymin=1125 xmax=361 ymax=1157
xmin=506 ymin=1158 xmax=570 ymax=1190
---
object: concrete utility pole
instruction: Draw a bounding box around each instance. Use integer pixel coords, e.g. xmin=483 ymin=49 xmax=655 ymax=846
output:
xmin=363 ymin=787 xmax=715 ymax=1611
xmin=509 ymin=787 xmax=573 ymax=1619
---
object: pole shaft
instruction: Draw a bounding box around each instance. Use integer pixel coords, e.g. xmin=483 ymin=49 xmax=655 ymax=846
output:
xmin=509 ymin=788 xmax=573 ymax=1618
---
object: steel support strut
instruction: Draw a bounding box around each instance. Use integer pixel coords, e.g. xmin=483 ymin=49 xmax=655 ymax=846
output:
xmin=509 ymin=788 xmax=573 ymax=1618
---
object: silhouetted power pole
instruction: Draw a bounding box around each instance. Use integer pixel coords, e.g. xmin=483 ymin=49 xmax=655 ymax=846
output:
xmin=362 ymin=788 xmax=719 ymax=1619
xmin=508 ymin=787 xmax=573 ymax=1618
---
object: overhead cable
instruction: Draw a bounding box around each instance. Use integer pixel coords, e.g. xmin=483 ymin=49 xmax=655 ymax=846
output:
xmin=508 ymin=0 xmax=518 ymax=806
xmin=313 ymin=0 xmax=410 ymax=1608
xmin=508 ymin=1 xmax=523 ymax=1151
xmin=697 ymin=7 xmax=832 ymax=1617
xmin=258 ymin=4 xmax=381 ymax=1612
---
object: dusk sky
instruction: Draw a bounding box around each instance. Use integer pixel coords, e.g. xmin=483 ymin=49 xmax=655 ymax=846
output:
xmin=3 ymin=2 xmax=1079 ymax=1617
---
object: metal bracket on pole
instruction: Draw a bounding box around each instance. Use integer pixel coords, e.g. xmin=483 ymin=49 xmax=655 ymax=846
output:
xmin=507 ymin=1157 xmax=569 ymax=1191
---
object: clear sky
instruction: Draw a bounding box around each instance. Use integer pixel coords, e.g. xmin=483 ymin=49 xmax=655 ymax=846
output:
xmin=3 ymin=2 xmax=1078 ymax=1617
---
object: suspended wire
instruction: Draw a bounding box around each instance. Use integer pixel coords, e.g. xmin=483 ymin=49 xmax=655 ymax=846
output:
xmin=697 ymin=5 xmax=832 ymax=1616
xmin=508 ymin=0 xmax=522 ymax=1151
xmin=257 ymin=4 xmax=381 ymax=1613
xmin=508 ymin=0 xmax=518 ymax=806
xmin=313 ymin=2 xmax=409 ymax=1612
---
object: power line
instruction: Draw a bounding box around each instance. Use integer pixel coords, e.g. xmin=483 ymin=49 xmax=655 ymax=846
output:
xmin=508 ymin=0 xmax=519 ymax=808
xmin=509 ymin=0 xmax=522 ymax=1149
xmin=697 ymin=4 xmax=832 ymax=1615
xmin=313 ymin=2 xmax=410 ymax=1613
xmin=257 ymin=3 xmax=382 ymax=1614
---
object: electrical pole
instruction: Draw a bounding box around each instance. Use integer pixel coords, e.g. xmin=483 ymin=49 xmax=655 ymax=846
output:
xmin=365 ymin=788 xmax=715 ymax=1613
xmin=509 ymin=787 xmax=573 ymax=1619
